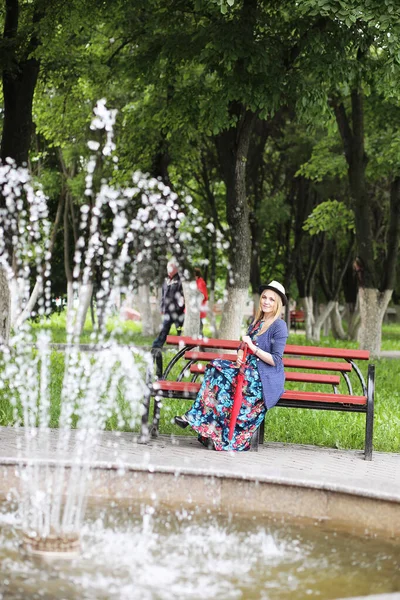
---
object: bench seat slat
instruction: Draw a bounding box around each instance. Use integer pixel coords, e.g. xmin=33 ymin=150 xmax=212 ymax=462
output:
xmin=184 ymin=352 xmax=352 ymax=372
xmin=153 ymin=381 xmax=200 ymax=393
xmin=185 ymin=351 xmax=238 ymax=362
xmin=151 ymin=381 xmax=366 ymax=406
xmin=281 ymin=390 xmax=367 ymax=405
xmin=166 ymin=335 xmax=369 ymax=360
xmin=188 ymin=364 xmax=340 ymax=385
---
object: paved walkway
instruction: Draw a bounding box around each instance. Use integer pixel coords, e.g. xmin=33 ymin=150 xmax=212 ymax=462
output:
xmin=1 ymin=427 xmax=399 ymax=503
xmin=379 ymin=351 xmax=400 ymax=359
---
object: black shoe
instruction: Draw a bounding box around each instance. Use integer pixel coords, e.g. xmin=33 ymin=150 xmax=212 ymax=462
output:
xmin=174 ymin=415 xmax=189 ymax=429
xmin=198 ymin=435 xmax=215 ymax=450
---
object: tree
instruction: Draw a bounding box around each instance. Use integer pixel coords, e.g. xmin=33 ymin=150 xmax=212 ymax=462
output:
xmin=291 ymin=0 xmax=400 ymax=353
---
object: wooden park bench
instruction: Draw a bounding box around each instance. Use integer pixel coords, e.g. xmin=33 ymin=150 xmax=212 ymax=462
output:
xmin=142 ymin=335 xmax=375 ymax=460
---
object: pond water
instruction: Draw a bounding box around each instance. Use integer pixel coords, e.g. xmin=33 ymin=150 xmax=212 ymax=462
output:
xmin=0 ymin=501 xmax=399 ymax=600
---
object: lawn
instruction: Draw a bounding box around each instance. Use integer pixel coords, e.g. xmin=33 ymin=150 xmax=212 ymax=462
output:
xmin=3 ymin=313 xmax=400 ymax=454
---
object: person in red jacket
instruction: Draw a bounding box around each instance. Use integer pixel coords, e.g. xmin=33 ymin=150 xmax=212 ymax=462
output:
xmin=194 ymin=267 xmax=208 ymax=335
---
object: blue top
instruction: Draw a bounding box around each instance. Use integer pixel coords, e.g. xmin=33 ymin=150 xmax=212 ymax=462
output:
xmin=251 ymin=318 xmax=288 ymax=409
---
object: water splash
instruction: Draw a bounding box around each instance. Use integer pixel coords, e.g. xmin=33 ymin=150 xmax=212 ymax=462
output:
xmin=0 ymin=99 xmax=190 ymax=553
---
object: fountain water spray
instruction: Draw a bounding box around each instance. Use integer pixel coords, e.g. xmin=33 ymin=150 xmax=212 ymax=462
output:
xmin=0 ymin=99 xmax=188 ymax=557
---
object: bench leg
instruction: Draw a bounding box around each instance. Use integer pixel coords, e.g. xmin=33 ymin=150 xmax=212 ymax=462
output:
xmin=147 ymin=349 xmax=164 ymax=438
xmin=139 ymin=365 xmax=153 ymax=443
xmin=364 ymin=364 xmax=375 ymax=461
xmin=150 ymin=396 xmax=162 ymax=438
xmin=258 ymin=415 xmax=265 ymax=445
xmin=139 ymin=391 xmax=151 ymax=443
xmin=151 ymin=348 xmax=163 ymax=379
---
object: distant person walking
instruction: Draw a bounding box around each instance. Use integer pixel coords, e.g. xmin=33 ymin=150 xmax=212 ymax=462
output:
xmin=194 ymin=267 xmax=208 ymax=334
xmin=152 ymin=259 xmax=185 ymax=349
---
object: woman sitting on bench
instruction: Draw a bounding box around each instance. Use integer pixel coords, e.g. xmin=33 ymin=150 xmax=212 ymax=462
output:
xmin=174 ymin=281 xmax=289 ymax=451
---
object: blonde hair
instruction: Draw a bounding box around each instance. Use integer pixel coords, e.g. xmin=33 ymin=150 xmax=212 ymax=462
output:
xmin=252 ymin=290 xmax=283 ymax=335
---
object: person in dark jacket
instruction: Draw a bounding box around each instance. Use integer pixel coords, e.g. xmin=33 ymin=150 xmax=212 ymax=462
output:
xmin=174 ymin=281 xmax=288 ymax=451
xmin=152 ymin=259 xmax=185 ymax=349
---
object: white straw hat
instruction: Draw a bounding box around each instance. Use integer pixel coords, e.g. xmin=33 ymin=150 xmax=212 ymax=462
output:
xmin=259 ymin=280 xmax=287 ymax=306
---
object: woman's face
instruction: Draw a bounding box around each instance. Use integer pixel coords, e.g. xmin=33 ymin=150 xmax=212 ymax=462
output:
xmin=260 ymin=290 xmax=277 ymax=316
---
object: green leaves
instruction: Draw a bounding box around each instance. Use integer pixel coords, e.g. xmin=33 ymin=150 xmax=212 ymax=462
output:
xmin=303 ymin=200 xmax=355 ymax=237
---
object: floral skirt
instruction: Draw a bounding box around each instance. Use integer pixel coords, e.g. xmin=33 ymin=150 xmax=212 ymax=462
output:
xmin=184 ymin=358 xmax=265 ymax=451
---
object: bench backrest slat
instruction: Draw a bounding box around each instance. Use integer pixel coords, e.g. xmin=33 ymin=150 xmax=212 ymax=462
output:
xmin=167 ymin=335 xmax=370 ymax=360
xmin=184 ymin=351 xmax=352 ymax=372
xmin=188 ymin=363 xmax=340 ymax=385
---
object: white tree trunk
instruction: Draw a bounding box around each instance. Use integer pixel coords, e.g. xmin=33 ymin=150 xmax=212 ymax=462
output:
xmin=331 ymin=301 xmax=346 ymax=340
xmin=182 ymin=280 xmax=202 ymax=338
xmin=13 ymin=279 xmax=43 ymax=329
xmin=136 ymin=284 xmax=158 ymax=337
xmin=303 ymin=296 xmax=335 ymax=342
xmin=311 ymin=301 xmax=335 ymax=342
xmin=66 ymin=280 xmax=74 ymax=333
xmin=207 ymin=289 xmax=219 ymax=337
xmin=358 ymin=287 xmax=392 ymax=356
xmin=303 ymin=296 xmax=314 ymax=340
xmin=9 ymin=277 xmax=26 ymax=327
xmin=0 ymin=267 xmax=11 ymax=344
xmin=218 ymin=287 xmax=248 ymax=340
xmin=345 ymin=298 xmax=361 ymax=341
xmin=322 ymin=313 xmax=331 ymax=337
xmin=151 ymin=288 xmax=162 ymax=333
xmin=72 ymin=282 xmax=94 ymax=336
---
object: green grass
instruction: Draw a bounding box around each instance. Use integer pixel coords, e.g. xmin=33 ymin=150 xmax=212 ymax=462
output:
xmin=3 ymin=315 xmax=400 ymax=453
xmin=381 ymin=323 xmax=400 ymax=351
xmin=29 ymin=311 xmax=156 ymax=346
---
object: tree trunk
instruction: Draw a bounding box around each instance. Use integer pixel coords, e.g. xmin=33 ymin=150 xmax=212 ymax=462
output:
xmin=1 ymin=0 xmax=41 ymax=165
xmin=73 ymin=282 xmax=94 ymax=336
xmin=0 ymin=268 xmax=11 ymax=343
xmin=346 ymin=300 xmax=360 ymax=341
xmin=64 ymin=188 xmax=75 ymax=332
xmin=358 ymin=288 xmax=392 ymax=356
xmin=182 ymin=281 xmax=202 ymax=337
xmin=332 ymin=90 xmax=400 ymax=353
xmin=310 ymin=300 xmax=335 ymax=342
xmin=303 ymin=296 xmax=335 ymax=341
xmin=303 ymin=296 xmax=314 ymax=340
xmin=207 ymin=229 xmax=219 ymax=337
xmin=207 ymin=289 xmax=218 ymax=337
xmin=331 ymin=301 xmax=347 ymax=340
xmin=218 ymin=287 xmax=249 ymax=340
xmin=322 ymin=312 xmax=331 ymax=337
xmin=136 ymin=284 xmax=158 ymax=337
xmin=216 ymin=106 xmax=255 ymax=340
xmin=0 ymin=1 xmax=42 ymax=344
xmin=66 ymin=281 xmax=74 ymax=333
xmin=13 ymin=187 xmax=65 ymax=329
xmin=13 ymin=279 xmax=42 ymax=329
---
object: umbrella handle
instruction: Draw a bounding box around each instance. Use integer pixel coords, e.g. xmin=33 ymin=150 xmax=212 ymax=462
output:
xmin=238 ymin=344 xmax=248 ymax=374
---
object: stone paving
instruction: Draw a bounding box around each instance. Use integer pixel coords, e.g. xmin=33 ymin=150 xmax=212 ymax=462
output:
xmin=0 ymin=427 xmax=399 ymax=504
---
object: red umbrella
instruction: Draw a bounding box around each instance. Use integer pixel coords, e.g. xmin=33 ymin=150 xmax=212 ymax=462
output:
xmin=228 ymin=344 xmax=248 ymax=441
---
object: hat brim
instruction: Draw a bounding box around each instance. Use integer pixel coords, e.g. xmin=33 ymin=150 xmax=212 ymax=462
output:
xmin=259 ymin=284 xmax=287 ymax=306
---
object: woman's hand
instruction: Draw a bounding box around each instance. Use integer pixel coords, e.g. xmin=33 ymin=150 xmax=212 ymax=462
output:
xmin=242 ymin=335 xmax=255 ymax=352
xmin=236 ymin=349 xmax=244 ymax=367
